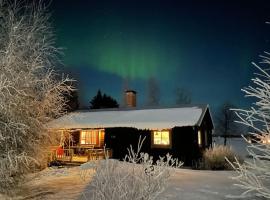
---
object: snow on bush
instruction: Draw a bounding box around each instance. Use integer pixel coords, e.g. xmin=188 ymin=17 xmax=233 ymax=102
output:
xmin=228 ymin=54 xmax=270 ymax=199
xmin=0 ymin=0 xmax=73 ymax=194
xmin=203 ymin=145 xmax=242 ymax=170
xmin=79 ymin=137 xmax=183 ymax=200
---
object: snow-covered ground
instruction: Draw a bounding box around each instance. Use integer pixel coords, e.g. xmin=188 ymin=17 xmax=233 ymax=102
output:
xmin=2 ymin=167 xmax=93 ymax=200
xmin=157 ymin=169 xmax=250 ymax=200
xmin=1 ymin=165 xmax=252 ymax=200
xmin=1 ymin=138 xmax=253 ymax=200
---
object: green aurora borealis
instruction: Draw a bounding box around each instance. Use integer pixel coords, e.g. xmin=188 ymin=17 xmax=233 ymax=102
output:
xmin=91 ymin=35 xmax=179 ymax=80
xmin=55 ymin=10 xmax=183 ymax=80
xmin=50 ymin=0 xmax=270 ymax=108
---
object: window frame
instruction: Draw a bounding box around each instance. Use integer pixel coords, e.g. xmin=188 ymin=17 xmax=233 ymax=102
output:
xmin=80 ymin=129 xmax=99 ymax=145
xmin=151 ymin=129 xmax=172 ymax=149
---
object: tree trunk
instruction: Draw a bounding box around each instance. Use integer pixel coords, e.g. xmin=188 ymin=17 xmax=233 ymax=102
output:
xmin=224 ymin=135 xmax=227 ymax=146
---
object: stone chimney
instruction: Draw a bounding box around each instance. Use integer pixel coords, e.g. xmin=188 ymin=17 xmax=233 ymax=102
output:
xmin=125 ymin=90 xmax=136 ymax=108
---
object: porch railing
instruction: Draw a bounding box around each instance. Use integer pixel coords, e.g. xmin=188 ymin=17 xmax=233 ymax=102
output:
xmin=60 ymin=149 xmax=74 ymax=162
xmin=48 ymin=146 xmax=112 ymax=163
xmin=50 ymin=148 xmax=74 ymax=162
xmin=86 ymin=148 xmax=112 ymax=161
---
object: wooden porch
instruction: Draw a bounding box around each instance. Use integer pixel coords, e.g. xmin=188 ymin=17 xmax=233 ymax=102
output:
xmin=48 ymin=128 xmax=112 ymax=164
xmin=49 ymin=146 xmax=112 ymax=163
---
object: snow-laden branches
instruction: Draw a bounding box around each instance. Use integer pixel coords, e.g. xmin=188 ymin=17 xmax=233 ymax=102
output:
xmin=80 ymin=137 xmax=183 ymax=200
xmin=0 ymin=0 xmax=73 ymax=194
xmin=229 ymin=54 xmax=270 ymax=199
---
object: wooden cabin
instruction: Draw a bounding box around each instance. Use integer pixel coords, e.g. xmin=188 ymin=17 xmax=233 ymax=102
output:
xmin=48 ymin=104 xmax=214 ymax=166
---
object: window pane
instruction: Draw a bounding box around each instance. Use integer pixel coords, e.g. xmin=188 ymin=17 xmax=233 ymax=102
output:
xmin=81 ymin=130 xmax=98 ymax=145
xmin=81 ymin=131 xmax=86 ymax=138
xmin=161 ymin=131 xmax=169 ymax=145
xmin=154 ymin=131 xmax=161 ymax=144
xmin=86 ymin=131 xmax=91 ymax=144
xmin=153 ymin=131 xmax=170 ymax=145
xmin=198 ymin=130 xmax=202 ymax=145
xmin=81 ymin=131 xmax=86 ymax=144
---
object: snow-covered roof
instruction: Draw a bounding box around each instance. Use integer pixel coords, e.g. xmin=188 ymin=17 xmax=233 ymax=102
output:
xmin=48 ymin=105 xmax=211 ymax=130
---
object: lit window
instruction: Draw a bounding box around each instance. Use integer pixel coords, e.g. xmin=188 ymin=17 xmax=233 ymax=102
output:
xmin=153 ymin=130 xmax=170 ymax=145
xmin=262 ymin=135 xmax=270 ymax=144
xmin=81 ymin=130 xmax=98 ymax=145
xmin=198 ymin=130 xmax=202 ymax=146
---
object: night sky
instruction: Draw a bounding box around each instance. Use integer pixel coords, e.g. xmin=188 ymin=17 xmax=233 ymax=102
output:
xmin=48 ymin=0 xmax=270 ymax=111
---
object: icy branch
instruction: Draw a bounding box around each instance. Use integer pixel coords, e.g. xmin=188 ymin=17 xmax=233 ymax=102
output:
xmin=0 ymin=0 xmax=73 ymax=194
xmin=230 ymin=53 xmax=270 ymax=199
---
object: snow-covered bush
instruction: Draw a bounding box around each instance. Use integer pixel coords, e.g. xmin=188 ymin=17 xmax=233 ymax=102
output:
xmin=0 ymin=0 xmax=73 ymax=194
xmin=228 ymin=54 xmax=270 ymax=198
xmin=80 ymin=137 xmax=183 ymax=200
xmin=203 ymin=145 xmax=242 ymax=170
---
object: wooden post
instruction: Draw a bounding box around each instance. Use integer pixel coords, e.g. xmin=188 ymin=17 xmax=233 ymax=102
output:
xmin=70 ymin=149 xmax=73 ymax=162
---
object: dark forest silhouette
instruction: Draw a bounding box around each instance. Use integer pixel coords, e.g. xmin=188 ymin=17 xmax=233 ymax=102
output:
xmin=90 ymin=90 xmax=119 ymax=109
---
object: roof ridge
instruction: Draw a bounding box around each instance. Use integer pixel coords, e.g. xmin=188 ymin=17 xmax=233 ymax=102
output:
xmin=73 ymin=104 xmax=209 ymax=113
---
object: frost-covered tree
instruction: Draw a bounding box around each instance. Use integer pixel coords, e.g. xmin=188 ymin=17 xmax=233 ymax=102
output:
xmin=64 ymin=81 xmax=79 ymax=112
xmin=229 ymin=53 xmax=270 ymax=199
xmin=0 ymin=0 xmax=73 ymax=194
xmin=215 ymin=102 xmax=241 ymax=145
xmin=174 ymin=87 xmax=192 ymax=105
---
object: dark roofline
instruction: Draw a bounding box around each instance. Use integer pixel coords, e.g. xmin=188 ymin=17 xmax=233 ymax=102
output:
xmin=196 ymin=105 xmax=208 ymax=126
xmin=195 ymin=105 xmax=214 ymax=129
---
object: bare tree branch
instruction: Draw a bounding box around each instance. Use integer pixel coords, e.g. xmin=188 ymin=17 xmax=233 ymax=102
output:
xmin=229 ymin=54 xmax=270 ymax=199
xmin=0 ymin=0 xmax=73 ymax=194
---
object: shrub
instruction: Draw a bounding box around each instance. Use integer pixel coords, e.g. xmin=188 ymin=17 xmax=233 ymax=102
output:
xmin=79 ymin=137 xmax=183 ymax=200
xmin=203 ymin=145 xmax=242 ymax=170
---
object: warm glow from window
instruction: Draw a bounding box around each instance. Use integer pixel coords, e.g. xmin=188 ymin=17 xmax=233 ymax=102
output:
xmin=81 ymin=130 xmax=98 ymax=145
xmin=153 ymin=130 xmax=170 ymax=145
xmin=262 ymin=135 xmax=270 ymax=144
xmin=198 ymin=130 xmax=202 ymax=145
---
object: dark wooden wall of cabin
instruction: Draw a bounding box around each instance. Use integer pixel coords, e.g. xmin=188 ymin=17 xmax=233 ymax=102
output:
xmin=104 ymin=127 xmax=151 ymax=159
xmin=104 ymin=126 xmax=203 ymax=166
xmin=71 ymin=131 xmax=80 ymax=146
xmin=171 ymin=127 xmax=201 ymax=165
xmin=199 ymin=109 xmax=213 ymax=149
